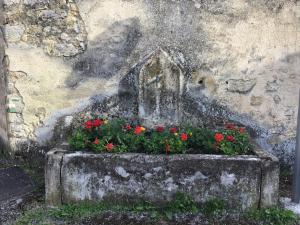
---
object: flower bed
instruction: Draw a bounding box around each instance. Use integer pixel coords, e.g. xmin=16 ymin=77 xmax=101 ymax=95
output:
xmin=69 ymin=117 xmax=252 ymax=156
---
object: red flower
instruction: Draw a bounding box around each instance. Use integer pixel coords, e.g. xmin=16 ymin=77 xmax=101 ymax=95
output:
xmin=225 ymin=123 xmax=235 ymax=130
xmin=226 ymin=135 xmax=234 ymax=142
xmin=124 ymin=124 xmax=132 ymax=131
xmin=134 ymin=126 xmax=145 ymax=135
xmin=169 ymin=127 xmax=177 ymax=133
xmin=93 ymin=138 xmax=99 ymax=145
xmin=214 ymin=133 xmax=224 ymax=142
xmin=180 ymin=133 xmax=188 ymax=141
xmin=93 ymin=119 xmax=103 ymax=127
xmin=239 ymin=127 xmax=245 ymax=133
xmin=156 ymin=126 xmax=164 ymax=133
xmin=85 ymin=120 xmax=93 ymax=129
xmin=106 ymin=143 xmax=114 ymax=151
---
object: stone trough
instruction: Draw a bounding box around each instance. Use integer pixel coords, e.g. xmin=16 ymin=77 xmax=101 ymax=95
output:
xmin=45 ymin=147 xmax=279 ymax=210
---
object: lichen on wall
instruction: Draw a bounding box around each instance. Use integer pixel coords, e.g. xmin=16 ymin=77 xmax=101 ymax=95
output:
xmin=2 ymin=0 xmax=300 ymax=165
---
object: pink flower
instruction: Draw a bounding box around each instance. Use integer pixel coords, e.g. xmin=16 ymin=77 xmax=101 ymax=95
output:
xmin=93 ymin=138 xmax=99 ymax=145
xmin=106 ymin=143 xmax=114 ymax=151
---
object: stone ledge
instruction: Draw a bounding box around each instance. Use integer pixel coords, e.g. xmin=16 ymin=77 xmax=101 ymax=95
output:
xmin=45 ymin=147 xmax=279 ymax=210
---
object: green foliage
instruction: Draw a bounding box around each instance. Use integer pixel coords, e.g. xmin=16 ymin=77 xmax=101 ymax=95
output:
xmin=15 ymin=193 xmax=199 ymax=224
xmin=164 ymin=192 xmax=198 ymax=219
xmin=245 ymin=207 xmax=299 ymax=225
xmin=216 ymin=125 xmax=252 ymax=155
xmin=202 ymin=198 xmax=226 ymax=217
xmin=184 ymin=126 xmax=215 ymax=154
xmin=68 ymin=117 xmax=252 ymax=156
xmin=68 ymin=130 xmax=88 ymax=150
xmin=15 ymin=208 xmax=49 ymax=225
xmin=15 ymin=198 xmax=300 ymax=225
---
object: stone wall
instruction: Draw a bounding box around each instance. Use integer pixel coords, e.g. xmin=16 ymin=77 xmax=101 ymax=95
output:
xmin=0 ymin=0 xmax=9 ymax=153
xmin=2 ymin=0 xmax=300 ymax=165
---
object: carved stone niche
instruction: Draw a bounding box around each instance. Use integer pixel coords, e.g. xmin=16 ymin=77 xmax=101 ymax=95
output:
xmin=138 ymin=49 xmax=186 ymax=126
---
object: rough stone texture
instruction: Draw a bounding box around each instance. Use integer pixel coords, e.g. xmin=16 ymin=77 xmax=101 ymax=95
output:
xmin=4 ymin=0 xmax=87 ymax=56
xmin=46 ymin=148 xmax=279 ymax=210
xmin=0 ymin=0 xmax=9 ymax=153
xmin=226 ymin=79 xmax=257 ymax=94
xmin=255 ymin=148 xmax=280 ymax=207
xmin=2 ymin=0 xmax=300 ymax=166
xmin=45 ymin=149 xmax=66 ymax=207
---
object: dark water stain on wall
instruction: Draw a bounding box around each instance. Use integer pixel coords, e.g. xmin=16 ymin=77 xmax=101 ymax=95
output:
xmin=71 ymin=17 xmax=141 ymax=83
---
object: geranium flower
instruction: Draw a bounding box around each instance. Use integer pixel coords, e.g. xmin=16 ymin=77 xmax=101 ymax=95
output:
xmin=239 ymin=127 xmax=245 ymax=133
xmin=134 ymin=126 xmax=145 ymax=135
xmin=214 ymin=133 xmax=224 ymax=142
xmin=225 ymin=123 xmax=236 ymax=130
xmin=226 ymin=135 xmax=234 ymax=142
xmin=85 ymin=120 xmax=93 ymax=129
xmin=106 ymin=143 xmax=114 ymax=151
xmin=93 ymin=138 xmax=99 ymax=145
xmin=124 ymin=124 xmax=132 ymax=130
xmin=180 ymin=133 xmax=188 ymax=141
xmin=93 ymin=119 xmax=103 ymax=127
xmin=169 ymin=127 xmax=177 ymax=133
xmin=156 ymin=126 xmax=164 ymax=133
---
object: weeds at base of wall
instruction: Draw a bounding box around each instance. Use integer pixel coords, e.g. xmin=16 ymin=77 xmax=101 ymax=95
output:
xmin=14 ymin=194 xmax=299 ymax=225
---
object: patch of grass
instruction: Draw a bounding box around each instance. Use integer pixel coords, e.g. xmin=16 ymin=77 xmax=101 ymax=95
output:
xmin=14 ymin=193 xmax=201 ymax=224
xmin=14 ymin=196 xmax=300 ymax=225
xmin=245 ymin=207 xmax=299 ymax=225
xmin=202 ymin=198 xmax=226 ymax=217
xmin=15 ymin=207 xmax=49 ymax=225
xmin=163 ymin=192 xmax=198 ymax=219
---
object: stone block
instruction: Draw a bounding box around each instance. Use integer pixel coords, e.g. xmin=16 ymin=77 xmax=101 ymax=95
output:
xmin=46 ymin=148 xmax=280 ymax=210
xmin=45 ymin=149 xmax=68 ymax=207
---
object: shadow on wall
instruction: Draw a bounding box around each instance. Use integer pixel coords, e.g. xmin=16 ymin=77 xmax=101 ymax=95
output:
xmin=66 ymin=18 xmax=141 ymax=87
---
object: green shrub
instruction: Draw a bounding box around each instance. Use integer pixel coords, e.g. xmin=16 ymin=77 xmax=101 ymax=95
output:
xmin=164 ymin=192 xmax=198 ymax=219
xmin=202 ymin=198 xmax=226 ymax=217
xmin=246 ymin=207 xmax=299 ymax=225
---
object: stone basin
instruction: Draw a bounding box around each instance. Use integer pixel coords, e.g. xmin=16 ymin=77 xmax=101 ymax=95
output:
xmin=45 ymin=147 xmax=279 ymax=210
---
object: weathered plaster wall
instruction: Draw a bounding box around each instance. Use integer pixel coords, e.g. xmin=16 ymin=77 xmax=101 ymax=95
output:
xmin=0 ymin=0 xmax=9 ymax=152
xmin=3 ymin=0 xmax=300 ymax=165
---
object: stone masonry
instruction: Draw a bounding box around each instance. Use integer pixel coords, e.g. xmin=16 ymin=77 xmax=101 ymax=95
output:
xmin=1 ymin=0 xmax=300 ymax=166
xmin=46 ymin=147 xmax=279 ymax=210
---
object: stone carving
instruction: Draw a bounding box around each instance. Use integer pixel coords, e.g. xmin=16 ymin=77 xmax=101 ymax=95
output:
xmin=138 ymin=49 xmax=185 ymax=126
